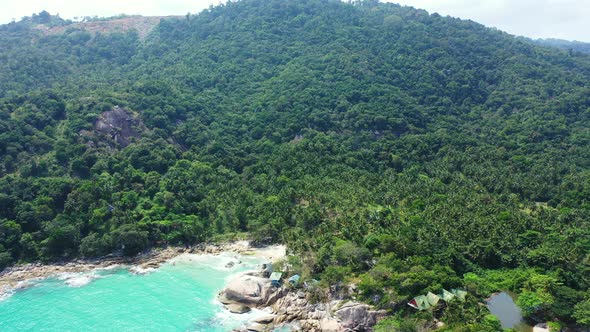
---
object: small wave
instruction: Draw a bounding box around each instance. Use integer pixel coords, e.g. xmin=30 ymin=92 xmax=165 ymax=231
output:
xmin=0 ymin=286 xmax=14 ymax=302
xmin=65 ymin=275 xmax=94 ymax=287
xmin=0 ymin=277 xmax=45 ymax=301
xmin=213 ymin=301 xmax=274 ymax=330
xmin=129 ymin=266 xmax=156 ymax=275
xmin=57 ymin=272 xmax=101 ymax=288
xmin=55 ymin=272 xmax=78 ymax=280
xmin=170 ymin=252 xmax=248 ymax=272
xmin=14 ymin=278 xmax=40 ymax=290
xmin=98 ymin=264 xmax=123 ymax=271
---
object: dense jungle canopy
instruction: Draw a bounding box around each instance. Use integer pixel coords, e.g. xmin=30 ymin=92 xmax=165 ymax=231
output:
xmin=0 ymin=0 xmax=589 ymax=329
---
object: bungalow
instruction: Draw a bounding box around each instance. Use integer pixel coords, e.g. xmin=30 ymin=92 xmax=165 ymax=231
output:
xmin=288 ymin=274 xmax=301 ymax=286
xmin=270 ymin=272 xmax=283 ymax=287
xmin=408 ymin=289 xmax=467 ymax=311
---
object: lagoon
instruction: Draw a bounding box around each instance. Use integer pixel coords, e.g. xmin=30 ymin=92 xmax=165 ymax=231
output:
xmin=487 ymin=291 xmax=532 ymax=332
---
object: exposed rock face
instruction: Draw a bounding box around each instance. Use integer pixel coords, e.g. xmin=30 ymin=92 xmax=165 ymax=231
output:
xmin=319 ymin=318 xmax=342 ymax=331
xmin=269 ymin=293 xmax=385 ymax=332
xmin=220 ymin=274 xmax=274 ymax=306
xmin=245 ymin=323 xmax=267 ymax=332
xmin=219 ymin=272 xmax=288 ymax=310
xmin=225 ymin=303 xmax=251 ymax=314
xmin=81 ymin=106 xmax=144 ymax=148
xmin=221 ymin=280 xmax=385 ymax=331
xmin=253 ymin=316 xmax=275 ymax=324
xmin=95 ymin=106 xmax=143 ymax=147
xmin=264 ymin=286 xmax=288 ymax=307
xmin=335 ymin=302 xmax=386 ymax=331
xmin=272 ymin=293 xmax=343 ymax=331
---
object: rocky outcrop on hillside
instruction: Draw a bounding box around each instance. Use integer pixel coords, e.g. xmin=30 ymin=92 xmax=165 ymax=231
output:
xmin=94 ymin=106 xmax=144 ymax=147
xmin=80 ymin=106 xmax=145 ymax=148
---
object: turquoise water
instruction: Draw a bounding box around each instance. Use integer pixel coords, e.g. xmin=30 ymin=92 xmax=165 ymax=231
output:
xmin=0 ymin=253 xmax=270 ymax=331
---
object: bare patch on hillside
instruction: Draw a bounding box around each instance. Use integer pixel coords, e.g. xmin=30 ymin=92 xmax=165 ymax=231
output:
xmin=80 ymin=106 xmax=146 ymax=148
xmin=34 ymin=16 xmax=179 ymax=39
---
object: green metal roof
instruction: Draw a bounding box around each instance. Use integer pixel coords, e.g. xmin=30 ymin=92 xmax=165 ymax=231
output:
xmin=440 ymin=289 xmax=455 ymax=302
xmin=269 ymin=272 xmax=283 ymax=281
xmin=409 ymin=289 xmax=468 ymax=310
xmin=426 ymin=292 xmax=440 ymax=306
xmin=451 ymin=289 xmax=467 ymax=301
xmin=413 ymin=295 xmax=430 ymax=310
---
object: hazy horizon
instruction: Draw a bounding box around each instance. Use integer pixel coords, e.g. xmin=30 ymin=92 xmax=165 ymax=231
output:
xmin=0 ymin=0 xmax=589 ymax=42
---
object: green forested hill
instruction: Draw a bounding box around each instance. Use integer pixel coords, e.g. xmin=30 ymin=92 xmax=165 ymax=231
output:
xmin=533 ymin=38 xmax=590 ymax=55
xmin=1 ymin=0 xmax=590 ymax=328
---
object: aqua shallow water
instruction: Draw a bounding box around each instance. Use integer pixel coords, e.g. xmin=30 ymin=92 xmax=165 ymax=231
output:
xmin=0 ymin=253 xmax=270 ymax=332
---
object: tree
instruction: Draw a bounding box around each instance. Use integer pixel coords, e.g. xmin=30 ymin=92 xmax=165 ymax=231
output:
xmin=79 ymin=233 xmax=112 ymax=258
xmin=114 ymin=224 xmax=149 ymax=256
xmin=573 ymin=300 xmax=590 ymax=326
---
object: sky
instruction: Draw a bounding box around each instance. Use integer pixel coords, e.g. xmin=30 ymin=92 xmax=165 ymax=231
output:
xmin=0 ymin=0 xmax=588 ymax=42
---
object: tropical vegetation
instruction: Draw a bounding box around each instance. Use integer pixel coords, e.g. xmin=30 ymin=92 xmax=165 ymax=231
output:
xmin=1 ymin=0 xmax=589 ymax=329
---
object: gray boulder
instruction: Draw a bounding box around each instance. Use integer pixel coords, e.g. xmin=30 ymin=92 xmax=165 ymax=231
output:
xmin=335 ymin=302 xmax=386 ymax=331
xmin=219 ymin=273 xmax=277 ymax=306
xmin=253 ymin=315 xmax=276 ymax=324
xmin=225 ymin=303 xmax=251 ymax=314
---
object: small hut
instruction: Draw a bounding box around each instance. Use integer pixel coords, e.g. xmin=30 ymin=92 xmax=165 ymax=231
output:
xmin=440 ymin=289 xmax=455 ymax=302
xmin=288 ymin=274 xmax=301 ymax=286
xmin=408 ymin=295 xmax=431 ymax=311
xmin=270 ymin=272 xmax=283 ymax=287
xmin=408 ymin=289 xmax=468 ymax=311
xmin=451 ymin=289 xmax=467 ymax=301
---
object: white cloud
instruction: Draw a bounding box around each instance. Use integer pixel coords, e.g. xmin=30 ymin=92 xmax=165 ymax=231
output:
xmin=0 ymin=0 xmax=588 ymax=42
xmin=389 ymin=0 xmax=590 ymax=42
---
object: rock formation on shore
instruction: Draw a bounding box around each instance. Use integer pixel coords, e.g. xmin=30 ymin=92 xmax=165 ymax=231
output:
xmin=219 ymin=273 xmax=280 ymax=306
xmin=221 ymin=271 xmax=386 ymax=332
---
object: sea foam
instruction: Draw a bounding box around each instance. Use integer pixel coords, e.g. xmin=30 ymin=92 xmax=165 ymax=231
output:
xmin=214 ymin=304 xmax=274 ymax=330
xmin=169 ymin=252 xmax=246 ymax=272
xmin=129 ymin=266 xmax=157 ymax=275
xmin=57 ymin=272 xmax=101 ymax=287
xmin=0 ymin=286 xmax=14 ymax=302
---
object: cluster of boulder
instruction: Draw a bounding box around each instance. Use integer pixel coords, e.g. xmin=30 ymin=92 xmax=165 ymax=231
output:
xmin=269 ymin=292 xmax=385 ymax=332
xmin=219 ymin=269 xmax=385 ymax=332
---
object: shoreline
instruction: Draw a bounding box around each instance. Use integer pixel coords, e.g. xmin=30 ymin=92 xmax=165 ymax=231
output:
xmin=0 ymin=241 xmax=286 ymax=298
xmin=0 ymin=242 xmax=383 ymax=331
